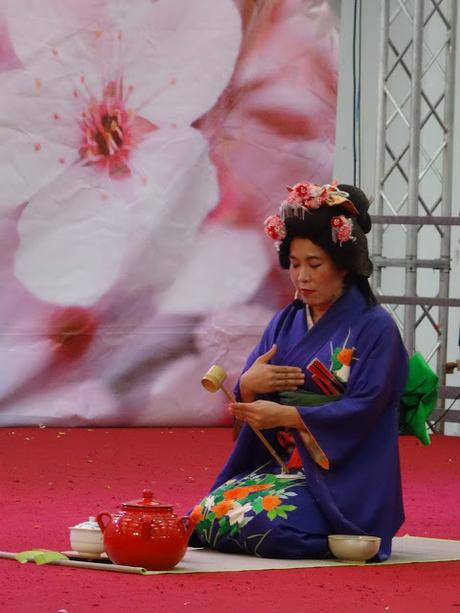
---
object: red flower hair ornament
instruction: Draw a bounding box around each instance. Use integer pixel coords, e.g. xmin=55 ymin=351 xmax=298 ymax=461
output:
xmin=264 ymin=181 xmax=358 ymax=249
xmin=263 ymin=214 xmax=287 ymax=244
xmin=330 ymin=215 xmax=356 ymax=246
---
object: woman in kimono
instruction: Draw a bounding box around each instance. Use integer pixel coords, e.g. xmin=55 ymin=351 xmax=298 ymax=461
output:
xmin=189 ymin=182 xmax=408 ymax=562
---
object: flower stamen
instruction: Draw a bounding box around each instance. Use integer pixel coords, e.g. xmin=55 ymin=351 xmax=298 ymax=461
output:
xmin=79 ymin=80 xmax=157 ymax=179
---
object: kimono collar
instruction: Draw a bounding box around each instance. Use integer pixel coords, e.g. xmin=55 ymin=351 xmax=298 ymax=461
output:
xmin=312 ymin=284 xmax=368 ymax=326
xmin=299 ymin=285 xmax=369 ymax=337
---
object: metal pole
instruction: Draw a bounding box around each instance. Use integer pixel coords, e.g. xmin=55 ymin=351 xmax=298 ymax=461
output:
xmin=372 ymin=0 xmax=390 ymax=292
xmin=404 ymin=0 xmax=424 ymax=355
xmin=436 ymin=0 xmax=457 ymax=432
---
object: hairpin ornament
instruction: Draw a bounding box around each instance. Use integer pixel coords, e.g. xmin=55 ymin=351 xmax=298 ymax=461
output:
xmin=264 ymin=181 xmax=358 ymax=247
xmin=284 ymin=182 xmax=357 ymax=217
xmin=263 ymin=214 xmax=286 ymax=246
xmin=330 ymin=215 xmax=356 ymax=246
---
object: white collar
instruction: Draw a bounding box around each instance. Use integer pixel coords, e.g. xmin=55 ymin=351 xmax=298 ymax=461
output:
xmin=306 ymin=305 xmax=314 ymax=329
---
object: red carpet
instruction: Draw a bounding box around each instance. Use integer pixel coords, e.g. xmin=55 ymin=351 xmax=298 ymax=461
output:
xmin=1 ymin=428 xmax=459 ymax=612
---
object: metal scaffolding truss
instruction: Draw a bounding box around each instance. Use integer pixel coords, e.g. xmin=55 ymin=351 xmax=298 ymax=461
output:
xmin=372 ymin=0 xmax=459 ymax=428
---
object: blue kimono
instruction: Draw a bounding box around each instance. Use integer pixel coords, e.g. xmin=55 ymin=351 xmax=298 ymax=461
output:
xmin=190 ymin=286 xmax=408 ymax=561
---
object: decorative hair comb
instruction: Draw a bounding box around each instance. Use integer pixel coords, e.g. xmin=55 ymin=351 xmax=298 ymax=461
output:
xmin=264 ymin=181 xmax=358 ymax=248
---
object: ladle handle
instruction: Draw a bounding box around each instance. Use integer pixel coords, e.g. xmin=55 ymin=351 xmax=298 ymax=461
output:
xmin=212 ymin=381 xmax=287 ymax=472
xmin=220 ymin=383 xmax=236 ymax=403
xmin=222 ymin=384 xmax=287 ymax=472
xmin=251 ymin=427 xmax=287 ymax=472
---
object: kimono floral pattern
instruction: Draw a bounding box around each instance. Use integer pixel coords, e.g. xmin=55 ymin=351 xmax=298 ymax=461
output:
xmin=330 ymin=330 xmax=357 ymax=384
xmin=190 ymin=465 xmax=306 ymax=555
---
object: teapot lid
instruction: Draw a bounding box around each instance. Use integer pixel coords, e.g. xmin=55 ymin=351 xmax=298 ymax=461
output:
xmin=121 ymin=489 xmax=173 ymax=510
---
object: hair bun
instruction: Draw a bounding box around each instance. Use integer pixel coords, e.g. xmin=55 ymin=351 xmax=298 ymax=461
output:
xmin=338 ymin=184 xmax=372 ymax=234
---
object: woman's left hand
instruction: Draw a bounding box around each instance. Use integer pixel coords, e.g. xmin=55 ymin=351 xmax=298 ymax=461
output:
xmin=228 ymin=400 xmax=302 ymax=430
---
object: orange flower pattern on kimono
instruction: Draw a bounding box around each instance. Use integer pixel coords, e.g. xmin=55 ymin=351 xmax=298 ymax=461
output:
xmin=191 ymin=464 xmax=305 ymax=553
xmin=262 ymin=495 xmax=282 ymax=511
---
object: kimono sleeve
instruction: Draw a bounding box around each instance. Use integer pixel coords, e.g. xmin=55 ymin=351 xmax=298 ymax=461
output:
xmin=296 ymin=315 xmax=408 ymax=464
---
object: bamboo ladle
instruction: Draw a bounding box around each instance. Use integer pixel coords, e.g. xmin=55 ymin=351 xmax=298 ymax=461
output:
xmin=201 ymin=364 xmax=287 ymax=472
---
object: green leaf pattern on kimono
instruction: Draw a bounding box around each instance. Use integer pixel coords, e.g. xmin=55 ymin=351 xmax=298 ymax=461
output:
xmin=191 ymin=465 xmax=305 ymax=551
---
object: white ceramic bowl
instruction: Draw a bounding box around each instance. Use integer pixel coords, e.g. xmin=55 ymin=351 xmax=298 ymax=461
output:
xmin=69 ymin=517 xmax=105 ymax=554
xmin=328 ymin=534 xmax=381 ymax=562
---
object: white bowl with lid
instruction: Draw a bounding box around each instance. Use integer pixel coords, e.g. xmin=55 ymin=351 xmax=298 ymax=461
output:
xmin=69 ymin=516 xmax=105 ymax=554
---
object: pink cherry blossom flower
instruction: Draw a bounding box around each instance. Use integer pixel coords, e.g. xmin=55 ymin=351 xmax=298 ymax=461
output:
xmin=0 ymin=208 xmax=201 ymax=426
xmin=0 ymin=260 xmax=199 ymax=425
xmin=0 ymin=0 xmax=340 ymax=427
xmin=0 ymin=378 xmax=118 ymax=427
xmin=170 ymin=0 xmax=338 ymax=313
xmin=0 ymin=0 xmax=241 ymax=306
xmin=156 ymin=223 xmax=271 ymax=316
xmin=196 ymin=0 xmax=338 ymax=229
xmin=140 ymin=303 xmax=274 ymax=426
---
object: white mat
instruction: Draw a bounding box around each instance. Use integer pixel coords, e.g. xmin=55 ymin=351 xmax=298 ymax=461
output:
xmin=3 ymin=536 xmax=459 ymax=576
xmin=149 ymin=536 xmax=460 ymax=574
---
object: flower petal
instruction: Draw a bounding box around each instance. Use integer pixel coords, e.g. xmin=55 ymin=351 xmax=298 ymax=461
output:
xmin=14 ymin=166 xmax=130 ymax=306
xmin=0 ymin=13 xmax=22 ymax=71
xmin=0 ymin=334 xmax=51 ymax=400
xmin=0 ymin=379 xmax=118 ymax=426
xmin=2 ymin=0 xmax=108 ymax=66
xmin=157 ymin=223 xmax=270 ymax=315
xmin=112 ymin=0 xmax=241 ymax=124
xmin=0 ymin=125 xmax=77 ymax=210
xmin=122 ymin=128 xmax=219 ymax=290
xmin=141 ymin=353 xmax=229 ymax=426
xmin=138 ymin=304 xmax=274 ymax=426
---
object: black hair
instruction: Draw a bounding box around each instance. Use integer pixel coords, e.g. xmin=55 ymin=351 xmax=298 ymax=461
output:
xmin=278 ymin=184 xmax=377 ymax=305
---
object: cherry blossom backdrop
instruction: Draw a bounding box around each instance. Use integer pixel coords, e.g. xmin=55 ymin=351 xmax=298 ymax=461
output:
xmin=0 ymin=0 xmax=339 ymax=426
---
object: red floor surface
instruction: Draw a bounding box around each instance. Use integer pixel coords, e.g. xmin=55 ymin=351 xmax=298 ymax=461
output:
xmin=1 ymin=427 xmax=459 ymax=613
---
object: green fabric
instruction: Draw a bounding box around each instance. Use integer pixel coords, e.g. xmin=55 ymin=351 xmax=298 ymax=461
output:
xmin=15 ymin=550 xmax=69 ymax=565
xmin=281 ymin=352 xmax=438 ymax=447
xmin=400 ymin=352 xmax=439 ymax=446
xmin=279 ymin=390 xmax=341 ymax=406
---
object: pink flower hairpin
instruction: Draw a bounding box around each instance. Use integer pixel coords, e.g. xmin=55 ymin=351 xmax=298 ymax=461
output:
xmin=330 ymin=215 xmax=356 ymax=246
xmin=286 ymin=182 xmax=351 ymax=211
xmin=264 ymin=214 xmax=287 ymax=245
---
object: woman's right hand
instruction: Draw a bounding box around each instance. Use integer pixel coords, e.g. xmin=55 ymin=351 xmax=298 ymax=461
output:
xmin=239 ymin=344 xmax=305 ymax=401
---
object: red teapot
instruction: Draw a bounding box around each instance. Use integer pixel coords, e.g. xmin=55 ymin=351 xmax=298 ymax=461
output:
xmin=96 ymin=489 xmax=196 ymax=570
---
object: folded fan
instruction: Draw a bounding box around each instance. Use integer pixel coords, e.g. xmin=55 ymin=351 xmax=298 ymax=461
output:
xmin=278 ymin=389 xmax=336 ymax=471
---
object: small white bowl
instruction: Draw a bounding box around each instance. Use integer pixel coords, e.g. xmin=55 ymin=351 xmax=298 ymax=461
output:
xmin=69 ymin=516 xmax=105 ymax=555
xmin=328 ymin=534 xmax=381 ymax=562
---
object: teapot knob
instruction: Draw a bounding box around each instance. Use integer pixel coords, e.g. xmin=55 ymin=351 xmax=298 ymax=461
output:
xmin=143 ymin=490 xmax=153 ymax=500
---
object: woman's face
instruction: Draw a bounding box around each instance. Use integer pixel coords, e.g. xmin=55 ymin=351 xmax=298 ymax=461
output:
xmin=288 ymin=237 xmax=346 ymax=320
